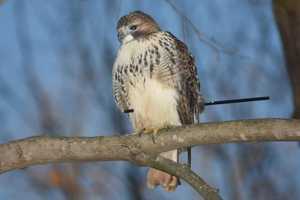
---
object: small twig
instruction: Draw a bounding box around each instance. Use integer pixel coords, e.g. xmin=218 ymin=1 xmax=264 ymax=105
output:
xmin=164 ymin=0 xmax=238 ymax=60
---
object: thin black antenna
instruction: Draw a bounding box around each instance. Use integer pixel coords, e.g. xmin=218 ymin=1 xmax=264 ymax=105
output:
xmin=204 ymin=96 xmax=270 ymax=106
xmin=123 ymin=96 xmax=270 ymax=113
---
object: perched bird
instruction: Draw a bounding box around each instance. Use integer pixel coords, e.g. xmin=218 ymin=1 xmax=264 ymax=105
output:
xmin=112 ymin=11 xmax=204 ymax=191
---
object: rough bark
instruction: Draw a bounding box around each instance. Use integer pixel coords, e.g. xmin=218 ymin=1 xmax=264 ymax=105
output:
xmin=1 ymin=118 xmax=300 ymax=199
xmin=273 ymin=0 xmax=300 ymax=118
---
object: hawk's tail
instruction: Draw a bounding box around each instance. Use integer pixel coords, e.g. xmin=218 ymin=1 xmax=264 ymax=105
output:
xmin=147 ymin=150 xmax=178 ymax=191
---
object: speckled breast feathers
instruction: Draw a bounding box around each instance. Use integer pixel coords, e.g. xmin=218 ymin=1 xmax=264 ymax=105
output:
xmin=113 ymin=30 xmax=204 ymax=128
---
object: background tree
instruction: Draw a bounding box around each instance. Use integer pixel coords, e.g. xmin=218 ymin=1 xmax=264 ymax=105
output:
xmin=273 ymin=0 xmax=300 ymax=118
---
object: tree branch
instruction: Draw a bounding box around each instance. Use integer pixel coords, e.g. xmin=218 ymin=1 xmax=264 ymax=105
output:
xmin=1 ymin=118 xmax=300 ymax=199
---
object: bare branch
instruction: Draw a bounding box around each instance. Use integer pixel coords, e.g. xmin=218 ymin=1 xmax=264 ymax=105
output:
xmin=1 ymin=118 xmax=300 ymax=199
xmin=164 ymin=0 xmax=238 ymax=59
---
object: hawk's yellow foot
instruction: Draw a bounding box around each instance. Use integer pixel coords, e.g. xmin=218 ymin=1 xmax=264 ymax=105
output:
xmin=142 ymin=126 xmax=172 ymax=143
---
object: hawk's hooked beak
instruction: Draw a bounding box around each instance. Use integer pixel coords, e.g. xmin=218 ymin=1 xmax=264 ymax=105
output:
xmin=117 ymin=27 xmax=135 ymax=44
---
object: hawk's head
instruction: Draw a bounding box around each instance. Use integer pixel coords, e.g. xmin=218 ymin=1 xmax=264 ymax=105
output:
xmin=117 ymin=11 xmax=161 ymax=44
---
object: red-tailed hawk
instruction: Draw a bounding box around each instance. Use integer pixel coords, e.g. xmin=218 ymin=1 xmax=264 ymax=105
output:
xmin=113 ymin=11 xmax=204 ymax=191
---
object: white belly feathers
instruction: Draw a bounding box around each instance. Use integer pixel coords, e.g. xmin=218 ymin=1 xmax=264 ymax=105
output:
xmin=129 ymin=78 xmax=181 ymax=130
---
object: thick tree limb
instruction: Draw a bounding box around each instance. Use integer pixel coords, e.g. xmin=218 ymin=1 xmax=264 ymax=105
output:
xmin=1 ymin=118 xmax=300 ymax=199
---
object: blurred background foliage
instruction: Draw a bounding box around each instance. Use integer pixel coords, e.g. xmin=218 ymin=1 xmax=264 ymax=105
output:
xmin=0 ymin=0 xmax=299 ymax=199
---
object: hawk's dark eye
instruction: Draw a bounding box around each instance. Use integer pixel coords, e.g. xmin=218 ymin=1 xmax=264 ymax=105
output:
xmin=129 ymin=25 xmax=137 ymax=31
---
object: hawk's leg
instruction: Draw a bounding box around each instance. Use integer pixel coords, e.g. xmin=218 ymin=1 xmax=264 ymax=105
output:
xmin=134 ymin=127 xmax=159 ymax=140
xmin=134 ymin=127 xmax=164 ymax=143
xmin=140 ymin=127 xmax=167 ymax=143
xmin=134 ymin=128 xmax=146 ymax=137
